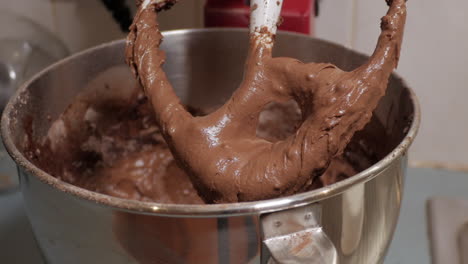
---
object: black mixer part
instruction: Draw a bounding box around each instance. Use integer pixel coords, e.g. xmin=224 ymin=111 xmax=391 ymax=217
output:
xmin=100 ymin=0 xmax=132 ymax=32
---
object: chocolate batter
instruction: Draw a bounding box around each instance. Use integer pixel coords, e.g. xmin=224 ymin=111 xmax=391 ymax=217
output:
xmin=25 ymin=87 xmax=369 ymax=204
xmin=24 ymin=0 xmax=405 ymax=205
xmin=125 ymin=0 xmax=407 ymax=203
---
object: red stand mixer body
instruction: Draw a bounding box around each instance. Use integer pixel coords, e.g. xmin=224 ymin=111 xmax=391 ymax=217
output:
xmin=204 ymin=0 xmax=315 ymax=35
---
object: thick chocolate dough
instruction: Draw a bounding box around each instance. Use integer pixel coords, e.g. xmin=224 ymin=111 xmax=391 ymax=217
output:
xmin=125 ymin=0 xmax=407 ymax=202
xmin=25 ymin=89 xmax=372 ymax=204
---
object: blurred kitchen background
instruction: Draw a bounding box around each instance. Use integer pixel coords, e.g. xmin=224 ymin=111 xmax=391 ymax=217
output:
xmin=0 ymin=0 xmax=465 ymax=170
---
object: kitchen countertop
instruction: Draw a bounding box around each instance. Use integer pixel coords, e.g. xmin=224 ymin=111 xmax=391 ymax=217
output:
xmin=1 ymin=167 xmax=466 ymax=263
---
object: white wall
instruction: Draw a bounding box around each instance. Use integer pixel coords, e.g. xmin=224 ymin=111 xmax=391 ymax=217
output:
xmin=2 ymin=0 xmax=466 ymax=168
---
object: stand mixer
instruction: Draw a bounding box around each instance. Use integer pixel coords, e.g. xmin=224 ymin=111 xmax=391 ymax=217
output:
xmin=205 ymin=0 xmax=315 ymax=35
xmin=102 ymin=0 xmax=316 ymax=35
xmin=0 ymin=0 xmax=420 ymax=263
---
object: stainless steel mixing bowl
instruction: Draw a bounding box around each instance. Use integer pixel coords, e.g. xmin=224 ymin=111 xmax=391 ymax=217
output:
xmin=1 ymin=29 xmax=420 ymax=264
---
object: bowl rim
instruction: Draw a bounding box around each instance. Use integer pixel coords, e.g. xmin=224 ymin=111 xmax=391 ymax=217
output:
xmin=1 ymin=28 xmax=421 ymax=217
